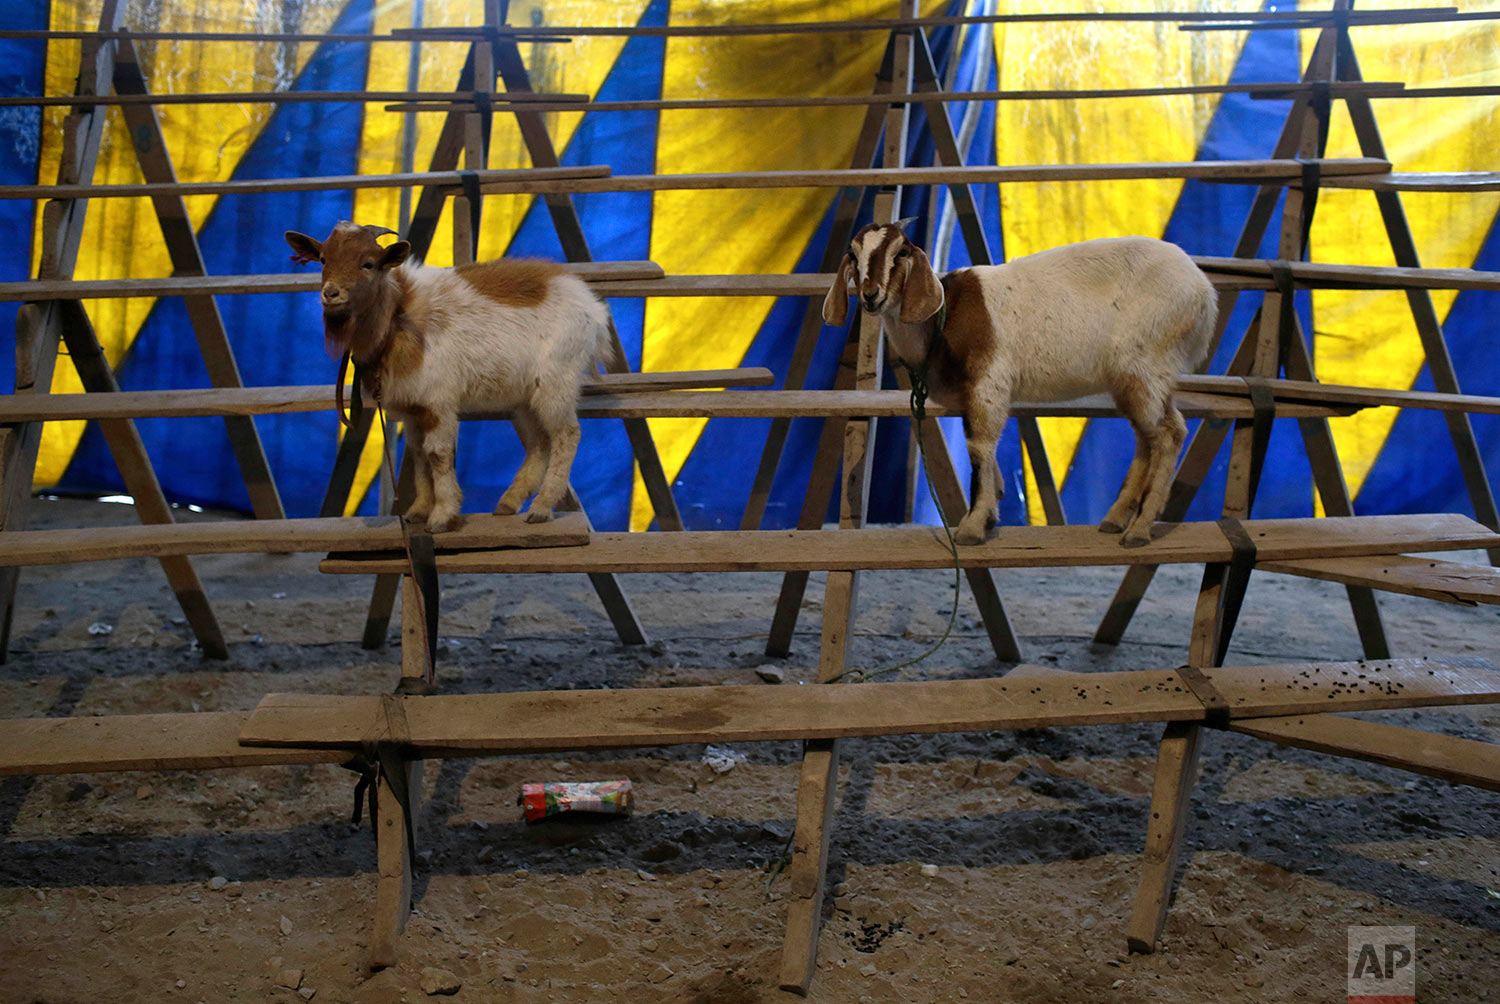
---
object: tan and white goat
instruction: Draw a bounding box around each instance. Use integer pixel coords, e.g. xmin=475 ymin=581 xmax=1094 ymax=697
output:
xmin=286 ymin=222 xmax=614 ymax=532
xmin=824 ymin=223 xmax=1216 ymax=547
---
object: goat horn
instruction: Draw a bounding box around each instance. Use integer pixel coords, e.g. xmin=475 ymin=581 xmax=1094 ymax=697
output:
xmin=361 ymin=224 xmax=400 ymax=239
xmin=893 ymin=216 xmax=919 ymax=233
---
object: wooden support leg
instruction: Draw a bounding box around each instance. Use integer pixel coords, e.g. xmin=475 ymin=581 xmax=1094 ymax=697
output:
xmin=369 ymin=579 xmax=431 ymax=968
xmin=766 ymin=335 xmax=859 ymax=658
xmin=319 ymin=404 xmax=376 ymax=518
xmin=778 ymin=571 xmax=857 ymax=995
xmin=112 ymin=40 xmax=285 ymax=522
xmin=55 ymin=301 xmax=228 ymax=657
xmin=369 ymin=750 xmax=422 ymax=969
xmin=778 ymin=737 xmax=840 ymax=994
xmin=1092 ymin=416 xmax=1233 ymax=646
xmin=741 ymin=92 xmax=889 ymax=532
xmin=1281 ymin=332 xmax=1390 ymax=659
xmin=1126 ymin=719 xmax=1205 ymax=954
xmin=1126 ymin=558 xmax=1223 ymax=953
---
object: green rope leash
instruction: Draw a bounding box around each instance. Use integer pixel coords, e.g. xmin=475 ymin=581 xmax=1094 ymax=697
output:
xmin=824 ymin=303 xmax=963 ymax=686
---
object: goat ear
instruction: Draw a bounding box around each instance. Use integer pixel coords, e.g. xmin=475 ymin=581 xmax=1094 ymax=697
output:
xmin=822 ymin=254 xmax=854 ymax=326
xmin=899 ymin=244 xmax=945 ymax=323
xmin=380 ymin=241 xmax=411 ymax=269
xmin=285 ymin=231 xmax=323 ymax=263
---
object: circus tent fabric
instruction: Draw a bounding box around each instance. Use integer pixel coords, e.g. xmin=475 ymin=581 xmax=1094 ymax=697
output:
xmin=3 ymin=1 xmax=1498 ymax=533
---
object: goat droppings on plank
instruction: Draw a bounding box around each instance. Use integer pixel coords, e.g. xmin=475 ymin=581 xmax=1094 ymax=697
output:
xmin=825 ymin=223 xmax=1216 ymax=547
xmin=286 ymin=221 xmax=616 ymax=532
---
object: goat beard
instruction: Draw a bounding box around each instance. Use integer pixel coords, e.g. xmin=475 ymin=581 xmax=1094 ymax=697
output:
xmin=322 ymin=310 xmax=355 ymax=359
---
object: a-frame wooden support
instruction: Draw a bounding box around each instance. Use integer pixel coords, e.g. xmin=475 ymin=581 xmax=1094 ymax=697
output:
xmin=341 ymin=13 xmax=681 ymax=649
xmin=1093 ymin=13 xmax=1412 ymax=658
xmin=2 ymin=1 xmax=228 ymax=660
xmin=761 ymin=20 xmax=1024 ymax=666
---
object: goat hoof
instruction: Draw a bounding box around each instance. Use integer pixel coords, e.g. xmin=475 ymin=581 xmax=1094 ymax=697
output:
xmin=1098 ymin=520 xmax=1124 ymax=535
xmin=426 ymin=511 xmax=459 ymax=533
xmin=1120 ymin=532 xmax=1151 ymax=548
xmin=525 ymin=508 xmax=554 ymax=524
xmin=405 ymin=506 xmax=431 ymax=523
xmin=954 ymin=526 xmax=987 ymax=546
xmin=493 ymin=500 xmax=520 ymax=516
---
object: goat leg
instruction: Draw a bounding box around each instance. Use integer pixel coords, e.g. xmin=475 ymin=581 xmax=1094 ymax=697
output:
xmin=405 ymin=424 xmax=435 ymax=524
xmin=422 ymin=417 xmax=463 ymax=532
xmin=526 ymin=409 xmax=581 ymax=524
xmin=956 ymin=398 xmax=1005 ymax=546
xmin=495 ymin=410 xmax=547 ymax=516
xmin=1121 ymin=406 xmax=1186 ymax=548
xmin=1100 ymin=434 xmax=1151 ymax=535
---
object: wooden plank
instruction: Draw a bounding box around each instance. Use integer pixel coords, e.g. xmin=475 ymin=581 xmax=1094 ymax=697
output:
xmin=0 ymin=369 xmax=775 ymax=421
xmin=0 ymin=260 xmax=665 ymax=302
xmin=1260 ymin=553 xmax=1500 ymax=606
xmin=0 ymin=712 xmax=344 ymax=775
xmin=0 ymin=89 xmax=586 ymax=109
xmin=318 ymin=514 xmax=1500 ymax=577
xmin=9 ymin=8 xmax=1465 ymax=41
xmin=0 ymin=165 xmax=611 ymax=201
xmin=1320 ymin=171 xmax=1500 ymax=192
xmin=381 ymin=81 xmax=1405 ymax=116
xmin=0 ymin=511 xmax=590 ymax=568
xmin=16 ymin=255 xmax=1493 ymax=304
xmin=393 ymin=8 xmax=1466 ymax=39
xmin=1179 ymin=374 xmax=1500 ymax=417
xmin=1192 ymin=256 xmax=1500 ymax=292
xmin=237 ymin=660 xmax=1500 ymax=754
xmin=466 ymin=158 xmax=1392 ymax=196
xmin=1228 ymin=714 xmax=1500 ymax=792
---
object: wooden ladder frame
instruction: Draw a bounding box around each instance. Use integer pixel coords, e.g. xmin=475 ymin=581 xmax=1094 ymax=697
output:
xmin=1 ymin=0 xmax=247 ymax=660
xmin=1094 ymin=3 xmax=1500 ymax=657
xmin=339 ymin=4 xmax=688 ymax=653
xmin=757 ymin=13 xmax=1026 ymax=670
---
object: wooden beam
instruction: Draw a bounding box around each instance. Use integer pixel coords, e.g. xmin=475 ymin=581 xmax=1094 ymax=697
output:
xmin=0 ymin=511 xmax=590 ymax=568
xmin=1320 ymin=170 xmax=1500 ymax=192
xmin=16 ymin=255 xmax=1498 ymax=303
xmin=463 ymin=159 xmax=1393 ymax=196
xmin=311 ymin=513 xmax=1500 ymax=577
xmin=392 ymin=8 xmax=1470 ymax=40
xmin=380 ymin=81 xmax=1405 ymax=116
xmin=0 ymin=712 xmax=344 ymax=775
xmin=0 ymin=165 xmax=611 ymax=201
xmin=0 ymin=259 xmax=664 ymax=302
xmin=1191 ymin=256 xmax=1500 ymax=292
xmin=1260 ymin=553 xmax=1500 ymax=606
xmin=238 ymin=660 xmax=1500 ymax=754
xmin=1228 ymin=714 xmax=1500 ymax=792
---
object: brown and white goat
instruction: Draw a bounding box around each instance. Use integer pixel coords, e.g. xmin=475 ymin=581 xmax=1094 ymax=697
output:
xmin=824 ymin=223 xmax=1216 ymax=547
xmin=285 ymin=222 xmax=614 ymax=532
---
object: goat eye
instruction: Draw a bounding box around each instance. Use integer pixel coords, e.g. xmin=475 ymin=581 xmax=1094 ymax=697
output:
xmin=362 ymin=261 xmax=375 ymax=270
xmin=896 ymin=247 xmax=911 ymax=259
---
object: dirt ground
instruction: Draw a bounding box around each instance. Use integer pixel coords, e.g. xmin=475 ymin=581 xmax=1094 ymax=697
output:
xmin=2 ymin=496 xmax=1499 ymax=1003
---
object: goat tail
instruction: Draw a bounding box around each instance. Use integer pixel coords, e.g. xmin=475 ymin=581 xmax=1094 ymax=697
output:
xmin=1184 ymin=280 xmax=1219 ymax=374
xmin=595 ymin=311 xmax=625 ymax=374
